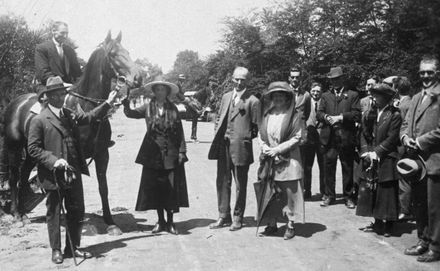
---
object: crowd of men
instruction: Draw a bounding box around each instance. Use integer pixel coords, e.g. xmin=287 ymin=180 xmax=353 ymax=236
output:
xmin=20 ymin=20 xmax=440 ymax=264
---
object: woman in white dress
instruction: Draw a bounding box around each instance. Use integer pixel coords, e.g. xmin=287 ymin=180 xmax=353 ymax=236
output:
xmin=258 ymin=81 xmax=305 ymax=240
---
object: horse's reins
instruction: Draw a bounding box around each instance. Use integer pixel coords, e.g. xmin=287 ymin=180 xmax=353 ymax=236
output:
xmin=67 ymin=76 xmax=127 ymax=166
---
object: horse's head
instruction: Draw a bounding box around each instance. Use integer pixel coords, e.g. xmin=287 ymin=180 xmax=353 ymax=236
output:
xmin=101 ymin=31 xmax=142 ymax=88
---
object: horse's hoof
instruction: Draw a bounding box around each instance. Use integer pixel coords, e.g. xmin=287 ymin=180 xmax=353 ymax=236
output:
xmin=107 ymin=225 xmax=122 ymax=236
xmin=21 ymin=215 xmax=31 ymax=225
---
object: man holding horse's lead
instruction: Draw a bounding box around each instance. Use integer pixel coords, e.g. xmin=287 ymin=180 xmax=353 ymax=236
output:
xmin=27 ymin=76 xmax=118 ymax=264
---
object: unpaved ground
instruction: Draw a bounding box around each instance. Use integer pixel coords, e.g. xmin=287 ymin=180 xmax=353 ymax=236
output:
xmin=0 ymin=110 xmax=439 ymax=271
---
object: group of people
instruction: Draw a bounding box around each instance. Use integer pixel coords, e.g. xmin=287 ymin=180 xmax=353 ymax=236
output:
xmin=25 ymin=20 xmax=439 ymax=265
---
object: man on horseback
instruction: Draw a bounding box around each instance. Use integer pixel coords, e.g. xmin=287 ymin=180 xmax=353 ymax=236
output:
xmin=35 ymin=21 xmax=81 ymax=85
xmin=27 ymin=76 xmax=118 ymax=264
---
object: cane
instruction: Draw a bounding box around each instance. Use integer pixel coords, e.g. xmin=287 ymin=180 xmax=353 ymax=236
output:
xmin=53 ymin=168 xmax=78 ymax=266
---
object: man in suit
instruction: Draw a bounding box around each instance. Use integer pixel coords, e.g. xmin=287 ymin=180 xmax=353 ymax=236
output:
xmin=317 ymin=66 xmax=361 ymax=208
xmin=401 ymin=55 xmax=440 ymax=262
xmin=289 ymin=66 xmax=311 ymax=121
xmin=360 ymin=76 xmax=379 ymax=113
xmin=190 ymin=76 xmax=218 ymax=141
xmin=393 ymin=76 xmax=414 ymax=220
xmin=208 ymin=67 xmax=261 ymax=231
xmin=27 ymin=76 xmax=117 ymax=264
xmin=35 ymin=21 xmax=81 ymax=85
xmin=303 ymin=82 xmax=325 ymax=199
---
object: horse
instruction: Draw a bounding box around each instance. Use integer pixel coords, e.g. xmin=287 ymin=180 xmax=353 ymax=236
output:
xmin=0 ymin=31 xmax=142 ymax=235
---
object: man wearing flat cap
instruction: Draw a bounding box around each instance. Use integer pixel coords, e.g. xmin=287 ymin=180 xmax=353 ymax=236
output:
xmin=317 ymin=66 xmax=361 ymax=208
xmin=27 ymin=76 xmax=117 ymax=264
xmin=400 ymin=55 xmax=440 ymax=262
xmin=208 ymin=67 xmax=261 ymax=231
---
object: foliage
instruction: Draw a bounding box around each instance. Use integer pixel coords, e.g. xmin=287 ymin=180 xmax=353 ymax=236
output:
xmin=167 ymin=0 xmax=440 ymax=107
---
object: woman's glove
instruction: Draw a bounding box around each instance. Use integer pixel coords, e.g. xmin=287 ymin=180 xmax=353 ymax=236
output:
xmin=178 ymin=153 xmax=188 ymax=164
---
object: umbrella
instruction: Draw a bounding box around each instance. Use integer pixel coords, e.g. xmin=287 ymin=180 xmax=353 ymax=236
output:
xmin=254 ymin=157 xmax=276 ymax=236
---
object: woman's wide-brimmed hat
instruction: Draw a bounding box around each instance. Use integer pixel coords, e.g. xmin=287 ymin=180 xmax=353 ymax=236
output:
xmin=264 ymin=81 xmax=294 ymax=97
xmin=38 ymin=76 xmax=72 ymax=99
xmin=370 ymin=83 xmax=396 ymax=98
xmin=143 ymin=76 xmax=179 ymax=96
xmin=396 ymin=155 xmax=427 ymax=182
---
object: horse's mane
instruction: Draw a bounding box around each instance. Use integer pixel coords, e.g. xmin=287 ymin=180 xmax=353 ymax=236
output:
xmin=77 ymin=46 xmax=108 ymax=96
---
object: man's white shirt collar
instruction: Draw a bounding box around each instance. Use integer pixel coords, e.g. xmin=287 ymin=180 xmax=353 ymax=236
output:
xmin=48 ymin=104 xmax=62 ymax=118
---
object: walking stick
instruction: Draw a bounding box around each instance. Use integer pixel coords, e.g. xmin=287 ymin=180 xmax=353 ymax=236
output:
xmin=53 ymin=168 xmax=78 ymax=266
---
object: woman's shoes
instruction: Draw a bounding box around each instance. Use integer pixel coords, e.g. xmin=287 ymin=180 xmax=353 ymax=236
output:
xmin=260 ymin=225 xmax=278 ymax=236
xmin=283 ymin=221 xmax=295 ymax=240
xmin=167 ymin=223 xmax=179 ymax=235
xmin=152 ymin=221 xmax=178 ymax=235
xmin=152 ymin=221 xmax=166 ymax=234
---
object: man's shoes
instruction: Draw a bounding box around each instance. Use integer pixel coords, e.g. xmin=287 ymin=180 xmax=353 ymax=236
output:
xmin=152 ymin=221 xmax=166 ymax=234
xmin=304 ymin=191 xmax=312 ymax=200
xmin=321 ymin=194 xmax=328 ymax=201
xmin=404 ymin=242 xmax=429 ymax=256
xmin=284 ymin=222 xmax=295 ymax=240
xmin=260 ymin=225 xmax=278 ymax=236
xmin=229 ymin=218 xmax=242 ymax=231
xmin=209 ymin=217 xmax=232 ymax=229
xmin=417 ymin=250 xmax=440 ymax=262
xmin=398 ymin=213 xmax=414 ymax=221
xmin=345 ymin=199 xmax=356 ymax=209
xmin=52 ymin=249 xmax=63 ymax=264
xmin=108 ymin=140 xmax=116 ymax=148
xmin=167 ymin=223 xmax=179 ymax=235
xmin=64 ymin=249 xmax=93 ymax=259
xmin=320 ymin=197 xmax=334 ymax=207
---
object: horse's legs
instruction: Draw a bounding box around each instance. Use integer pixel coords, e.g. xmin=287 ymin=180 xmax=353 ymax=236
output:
xmin=17 ymin=155 xmax=35 ymax=223
xmin=94 ymin=148 xmax=122 ymax=235
xmin=8 ymin=149 xmax=21 ymax=220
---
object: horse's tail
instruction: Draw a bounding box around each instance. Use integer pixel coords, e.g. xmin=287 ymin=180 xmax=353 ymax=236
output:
xmin=0 ymin=114 xmax=10 ymax=209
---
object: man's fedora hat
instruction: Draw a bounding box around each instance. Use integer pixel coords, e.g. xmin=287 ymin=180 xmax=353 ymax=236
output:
xmin=327 ymin=66 xmax=344 ymax=79
xmin=144 ymin=75 xmax=179 ymax=96
xmin=38 ymin=76 xmax=72 ymax=99
xmin=264 ymin=81 xmax=294 ymax=97
xmin=396 ymin=155 xmax=427 ymax=182
xmin=370 ymin=83 xmax=397 ymax=98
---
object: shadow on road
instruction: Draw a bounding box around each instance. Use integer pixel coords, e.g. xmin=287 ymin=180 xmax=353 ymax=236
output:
xmin=85 ymin=234 xmax=155 ymax=258
xmin=391 ymin=221 xmax=416 ymax=237
xmin=176 ymin=218 xmax=216 ymax=235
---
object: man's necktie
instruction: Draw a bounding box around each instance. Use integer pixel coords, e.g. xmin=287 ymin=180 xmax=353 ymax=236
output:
xmin=232 ymin=93 xmax=237 ymax=106
xmin=315 ymin=101 xmax=318 ymax=113
xmin=57 ymin=44 xmax=64 ymax=58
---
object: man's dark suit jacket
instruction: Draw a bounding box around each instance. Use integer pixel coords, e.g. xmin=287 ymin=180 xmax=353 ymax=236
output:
xmin=317 ymin=88 xmax=361 ymax=147
xmin=401 ymin=83 xmax=440 ymax=176
xmin=27 ymin=103 xmax=110 ymax=190
xmin=35 ymin=40 xmax=81 ymax=84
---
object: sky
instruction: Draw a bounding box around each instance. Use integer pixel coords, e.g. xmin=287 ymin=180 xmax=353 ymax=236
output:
xmin=0 ymin=0 xmax=274 ymax=72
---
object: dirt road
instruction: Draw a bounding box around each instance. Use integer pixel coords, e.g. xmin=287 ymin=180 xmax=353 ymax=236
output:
xmin=0 ymin=110 xmax=438 ymax=270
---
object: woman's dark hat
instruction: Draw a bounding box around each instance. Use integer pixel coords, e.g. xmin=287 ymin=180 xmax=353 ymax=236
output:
xmin=370 ymin=83 xmax=396 ymax=97
xmin=264 ymin=81 xmax=294 ymax=97
xmin=144 ymin=75 xmax=179 ymax=96
xmin=396 ymin=155 xmax=427 ymax=182
xmin=38 ymin=76 xmax=72 ymax=99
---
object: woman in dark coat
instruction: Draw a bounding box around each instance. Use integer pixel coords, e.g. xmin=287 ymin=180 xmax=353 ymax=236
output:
xmin=356 ymin=83 xmax=402 ymax=237
xmin=122 ymin=77 xmax=189 ymax=235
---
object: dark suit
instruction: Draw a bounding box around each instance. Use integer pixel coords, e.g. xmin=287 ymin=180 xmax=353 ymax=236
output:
xmin=401 ymin=83 xmax=440 ymax=252
xmin=27 ymin=103 xmax=110 ymax=251
xmin=398 ymin=95 xmax=413 ymax=215
xmin=303 ymin=98 xmax=325 ymax=195
xmin=35 ymin=39 xmax=81 ymax=85
xmin=208 ymin=89 xmax=261 ymax=219
xmin=317 ymin=88 xmax=361 ymax=200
